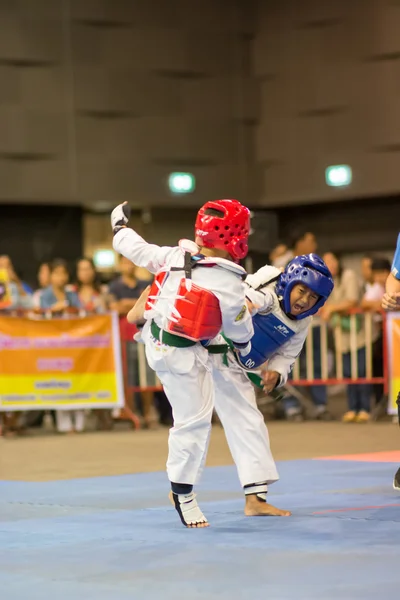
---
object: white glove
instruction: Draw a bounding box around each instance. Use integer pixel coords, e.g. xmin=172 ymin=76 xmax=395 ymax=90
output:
xmin=111 ymin=202 xmax=131 ymax=234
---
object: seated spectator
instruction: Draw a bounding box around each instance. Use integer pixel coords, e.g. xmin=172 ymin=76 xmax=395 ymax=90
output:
xmin=108 ymin=256 xmax=148 ymax=315
xmin=40 ymin=259 xmax=80 ymax=313
xmin=74 ymin=257 xmax=107 ymax=314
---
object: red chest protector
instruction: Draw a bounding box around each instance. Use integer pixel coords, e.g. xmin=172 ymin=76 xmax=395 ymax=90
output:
xmin=145 ymin=252 xmax=222 ymax=342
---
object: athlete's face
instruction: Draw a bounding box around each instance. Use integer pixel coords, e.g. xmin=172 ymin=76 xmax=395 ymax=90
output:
xmin=289 ymin=283 xmax=319 ymax=317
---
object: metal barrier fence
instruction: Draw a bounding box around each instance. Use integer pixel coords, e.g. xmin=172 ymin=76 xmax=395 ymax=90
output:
xmin=0 ymin=308 xmax=389 ymax=434
xmin=290 ymin=310 xmax=387 ymax=392
xmin=124 ymin=309 xmax=388 ymax=393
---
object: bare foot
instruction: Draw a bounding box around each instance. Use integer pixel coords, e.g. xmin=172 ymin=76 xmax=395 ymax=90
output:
xmin=169 ymin=491 xmax=210 ymax=528
xmin=244 ymin=495 xmax=291 ymax=517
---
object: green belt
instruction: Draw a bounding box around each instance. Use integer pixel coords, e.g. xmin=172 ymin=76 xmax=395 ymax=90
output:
xmin=206 ymin=344 xmax=229 ymax=354
xmin=221 ymin=333 xmax=264 ymax=389
xmin=150 ymin=320 xmax=229 ymax=354
xmin=150 ymin=321 xmax=262 ymax=387
xmin=150 ymin=321 xmax=196 ymax=347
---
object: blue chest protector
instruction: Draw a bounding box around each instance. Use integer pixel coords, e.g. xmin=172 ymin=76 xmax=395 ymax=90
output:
xmin=237 ymin=311 xmax=296 ymax=371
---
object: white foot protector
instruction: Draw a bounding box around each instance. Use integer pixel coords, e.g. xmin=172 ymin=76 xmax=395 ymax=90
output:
xmin=171 ymin=492 xmax=209 ymax=527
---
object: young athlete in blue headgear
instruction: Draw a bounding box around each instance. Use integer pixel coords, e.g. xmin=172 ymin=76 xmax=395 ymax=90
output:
xmin=128 ymin=253 xmax=334 ymax=518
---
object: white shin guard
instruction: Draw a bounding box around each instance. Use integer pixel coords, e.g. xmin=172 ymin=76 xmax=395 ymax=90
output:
xmin=171 ymin=492 xmax=208 ymax=527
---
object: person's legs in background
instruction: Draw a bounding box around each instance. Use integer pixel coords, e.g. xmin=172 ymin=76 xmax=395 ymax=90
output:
xmin=309 ymin=327 xmax=330 ymax=420
xmin=282 ymin=327 xmax=328 ymax=421
xmin=56 ymin=410 xmax=73 ymax=433
xmin=72 ymin=409 xmax=85 ymax=433
xmin=354 ymin=346 xmax=372 ymax=422
xmin=127 ymin=340 xmax=159 ymax=428
xmin=342 ymin=347 xmax=371 ymax=422
xmin=372 ymin=335 xmax=384 ymax=405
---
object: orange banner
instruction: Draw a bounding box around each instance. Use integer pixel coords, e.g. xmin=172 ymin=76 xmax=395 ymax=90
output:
xmin=387 ymin=312 xmax=400 ymax=415
xmin=0 ymin=313 xmax=124 ymax=411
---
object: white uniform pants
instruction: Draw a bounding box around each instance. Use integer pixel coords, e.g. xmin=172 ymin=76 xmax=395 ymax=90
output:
xmin=144 ymin=337 xmax=214 ymax=485
xmin=212 ymin=353 xmax=279 ymax=488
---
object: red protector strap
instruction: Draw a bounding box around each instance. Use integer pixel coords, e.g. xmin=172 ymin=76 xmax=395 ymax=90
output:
xmin=145 ymin=258 xmax=222 ymax=342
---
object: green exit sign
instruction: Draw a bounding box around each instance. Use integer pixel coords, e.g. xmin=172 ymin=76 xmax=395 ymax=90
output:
xmin=168 ymin=172 xmax=196 ymax=194
xmin=325 ymin=165 xmax=352 ymax=187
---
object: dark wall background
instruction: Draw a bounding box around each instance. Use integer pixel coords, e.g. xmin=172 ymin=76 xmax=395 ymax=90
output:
xmin=0 ymin=0 xmax=257 ymax=209
xmin=254 ymin=0 xmax=400 ymax=207
xmin=0 ymin=205 xmax=83 ymax=285
xmin=1 ymin=0 xmax=400 ymax=258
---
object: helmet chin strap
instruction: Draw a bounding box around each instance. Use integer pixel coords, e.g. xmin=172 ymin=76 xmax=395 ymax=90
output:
xmin=278 ymin=297 xmax=297 ymax=321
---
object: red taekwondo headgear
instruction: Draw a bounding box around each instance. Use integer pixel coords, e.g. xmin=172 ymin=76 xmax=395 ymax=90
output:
xmin=195 ymin=199 xmax=251 ymax=262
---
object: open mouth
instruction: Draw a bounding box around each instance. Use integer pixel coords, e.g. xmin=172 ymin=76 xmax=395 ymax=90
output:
xmin=293 ymin=303 xmax=305 ymax=312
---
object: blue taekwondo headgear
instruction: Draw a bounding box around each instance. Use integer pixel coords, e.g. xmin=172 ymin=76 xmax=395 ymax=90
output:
xmin=275 ymin=253 xmax=334 ymax=320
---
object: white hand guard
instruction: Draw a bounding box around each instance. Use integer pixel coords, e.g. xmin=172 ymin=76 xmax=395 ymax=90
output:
xmin=111 ymin=202 xmax=131 ymax=234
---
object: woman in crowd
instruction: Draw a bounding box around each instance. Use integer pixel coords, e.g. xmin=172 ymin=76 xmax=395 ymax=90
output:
xmin=74 ymin=257 xmax=107 ymax=314
xmin=40 ymin=259 xmax=84 ymax=433
xmin=74 ymin=257 xmax=112 ymax=430
xmin=40 ymin=259 xmax=80 ymax=314
xmin=32 ymin=261 xmax=51 ymax=308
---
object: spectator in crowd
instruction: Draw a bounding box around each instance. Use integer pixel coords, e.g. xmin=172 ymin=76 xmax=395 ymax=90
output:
xmin=109 ymin=257 xmax=159 ymax=428
xmin=75 ymin=257 xmax=113 ymax=430
xmin=37 ymin=261 xmax=51 ymax=290
xmin=40 ymin=259 xmax=83 ymax=434
xmin=75 ymin=257 xmax=107 ymax=314
xmin=269 ymin=232 xmax=318 ymax=272
xmin=269 ymin=243 xmax=293 ymax=270
xmin=40 ymin=259 xmax=80 ymax=314
xmin=289 ymin=231 xmax=318 ymax=258
xmin=281 ymin=320 xmax=331 ymax=422
xmin=361 ymin=254 xmax=374 ymax=293
xmin=0 ymin=255 xmax=33 ymax=294
xmin=361 ymin=257 xmax=391 ymax=408
xmin=0 ymin=255 xmax=33 ymax=435
xmin=279 ymin=233 xmax=328 ymax=421
xmin=361 ymin=257 xmax=391 ymax=310
xmin=108 ymin=256 xmax=148 ymax=315
xmin=134 ymin=266 xmax=154 ymax=286
xmin=0 ymin=255 xmax=33 ymax=310
xmin=321 ymin=252 xmax=371 ymax=422
xmin=32 ymin=261 xmax=51 ymax=308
